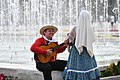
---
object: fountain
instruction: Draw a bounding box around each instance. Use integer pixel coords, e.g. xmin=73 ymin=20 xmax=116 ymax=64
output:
xmin=0 ymin=0 xmax=120 ymax=66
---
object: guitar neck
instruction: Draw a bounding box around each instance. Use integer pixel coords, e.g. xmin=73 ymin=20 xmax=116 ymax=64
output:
xmin=52 ymin=43 xmax=65 ymax=51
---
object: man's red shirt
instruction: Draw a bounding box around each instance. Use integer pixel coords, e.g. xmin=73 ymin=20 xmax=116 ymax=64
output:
xmin=30 ymin=36 xmax=67 ymax=62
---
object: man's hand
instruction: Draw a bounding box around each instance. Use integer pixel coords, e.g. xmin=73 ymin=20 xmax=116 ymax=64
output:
xmin=46 ymin=49 xmax=52 ymax=55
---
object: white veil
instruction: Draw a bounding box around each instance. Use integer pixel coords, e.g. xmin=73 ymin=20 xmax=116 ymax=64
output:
xmin=75 ymin=10 xmax=95 ymax=57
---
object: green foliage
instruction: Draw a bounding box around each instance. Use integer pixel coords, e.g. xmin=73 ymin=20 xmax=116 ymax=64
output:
xmin=100 ymin=61 xmax=120 ymax=78
xmin=100 ymin=70 xmax=113 ymax=77
xmin=117 ymin=60 xmax=120 ymax=74
xmin=100 ymin=71 xmax=104 ymax=77
xmin=103 ymin=70 xmax=113 ymax=77
xmin=108 ymin=63 xmax=119 ymax=75
xmin=117 ymin=60 xmax=120 ymax=67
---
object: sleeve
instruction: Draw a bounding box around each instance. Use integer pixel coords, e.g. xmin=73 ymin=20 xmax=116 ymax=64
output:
xmin=68 ymin=27 xmax=76 ymax=43
xmin=30 ymin=38 xmax=47 ymax=54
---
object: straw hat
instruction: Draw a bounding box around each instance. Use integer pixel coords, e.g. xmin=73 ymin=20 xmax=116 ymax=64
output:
xmin=40 ymin=25 xmax=58 ymax=35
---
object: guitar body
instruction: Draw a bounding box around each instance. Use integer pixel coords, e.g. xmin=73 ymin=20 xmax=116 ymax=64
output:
xmin=38 ymin=42 xmax=57 ymax=63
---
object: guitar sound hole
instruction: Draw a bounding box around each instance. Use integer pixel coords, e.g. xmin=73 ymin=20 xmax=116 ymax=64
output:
xmin=50 ymin=48 xmax=54 ymax=51
xmin=44 ymin=55 xmax=47 ymax=58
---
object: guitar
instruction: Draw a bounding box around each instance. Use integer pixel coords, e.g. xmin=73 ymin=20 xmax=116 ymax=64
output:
xmin=38 ymin=42 xmax=65 ymax=63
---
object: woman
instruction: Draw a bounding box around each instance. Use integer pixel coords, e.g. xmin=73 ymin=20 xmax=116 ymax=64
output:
xmin=63 ymin=10 xmax=100 ymax=80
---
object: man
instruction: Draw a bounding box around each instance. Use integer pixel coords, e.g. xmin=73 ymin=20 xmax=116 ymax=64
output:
xmin=30 ymin=25 xmax=67 ymax=80
xmin=110 ymin=16 xmax=115 ymax=31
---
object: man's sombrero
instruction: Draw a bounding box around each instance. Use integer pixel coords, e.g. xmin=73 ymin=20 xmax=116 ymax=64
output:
xmin=40 ymin=25 xmax=58 ymax=35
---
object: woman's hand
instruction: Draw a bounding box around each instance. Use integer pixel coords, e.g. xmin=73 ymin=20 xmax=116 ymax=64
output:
xmin=64 ymin=39 xmax=69 ymax=44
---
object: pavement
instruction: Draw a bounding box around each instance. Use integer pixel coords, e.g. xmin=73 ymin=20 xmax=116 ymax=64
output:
xmin=0 ymin=63 xmax=63 ymax=80
xmin=0 ymin=63 xmax=120 ymax=80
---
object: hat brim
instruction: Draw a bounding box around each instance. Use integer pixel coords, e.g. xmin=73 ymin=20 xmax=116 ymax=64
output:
xmin=40 ymin=25 xmax=58 ymax=35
